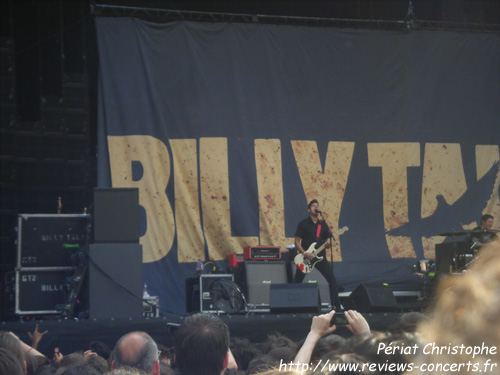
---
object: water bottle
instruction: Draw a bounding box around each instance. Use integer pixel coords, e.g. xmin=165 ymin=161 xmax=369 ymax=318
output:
xmin=196 ymin=260 xmax=204 ymax=275
xmin=143 ymin=283 xmax=150 ymax=298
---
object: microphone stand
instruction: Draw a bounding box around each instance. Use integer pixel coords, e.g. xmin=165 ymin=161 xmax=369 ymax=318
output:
xmin=318 ymin=212 xmax=336 ymax=273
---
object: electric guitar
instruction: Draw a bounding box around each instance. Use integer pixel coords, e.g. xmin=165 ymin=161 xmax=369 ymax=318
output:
xmin=294 ymin=226 xmax=349 ymax=274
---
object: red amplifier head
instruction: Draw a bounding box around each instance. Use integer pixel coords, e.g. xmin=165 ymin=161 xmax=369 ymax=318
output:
xmin=243 ymin=246 xmax=281 ymax=260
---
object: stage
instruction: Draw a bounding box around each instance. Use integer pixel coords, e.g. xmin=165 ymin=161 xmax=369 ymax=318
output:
xmin=0 ymin=294 xmax=430 ymax=357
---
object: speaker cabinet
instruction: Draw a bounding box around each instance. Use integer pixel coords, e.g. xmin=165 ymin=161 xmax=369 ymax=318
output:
xmin=89 ymin=244 xmax=143 ymax=319
xmin=244 ymin=261 xmax=288 ymax=306
xmin=270 ymin=283 xmax=321 ymax=313
xmin=344 ymin=283 xmax=398 ymax=313
xmin=435 ymin=242 xmax=470 ymax=277
xmin=185 ymin=277 xmax=200 ymax=313
xmin=93 ymin=188 xmax=140 ymax=243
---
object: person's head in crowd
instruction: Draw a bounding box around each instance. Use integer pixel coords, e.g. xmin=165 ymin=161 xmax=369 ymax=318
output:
xmin=85 ymin=354 xmax=108 ymax=374
xmin=159 ymin=361 xmax=175 ymax=375
xmin=0 ymin=331 xmax=26 ymax=371
xmin=413 ymin=241 xmax=500 ymax=374
xmin=0 ymin=347 xmax=25 ymax=375
xmin=112 ymin=332 xmax=160 ymax=375
xmin=310 ymin=334 xmax=346 ymax=362
xmin=382 ymin=332 xmax=420 ymax=372
xmin=25 ymin=351 xmax=39 ymax=375
xmin=174 ymin=313 xmax=230 ymax=375
xmin=57 ymin=352 xmax=86 ymax=369
xmin=245 ymin=354 xmax=279 ymax=375
xmin=107 ymin=366 xmax=149 ymax=375
xmin=346 ymin=331 xmax=392 ymax=364
xmin=230 ymin=337 xmax=260 ymax=372
xmin=35 ymin=355 xmax=51 ymax=367
xmin=259 ymin=332 xmax=297 ymax=355
xmin=246 ymin=368 xmax=302 ymax=375
xmin=387 ymin=312 xmax=429 ymax=334
xmin=34 ymin=356 xmax=54 ymax=375
xmin=266 ymin=346 xmax=296 ymax=363
xmin=88 ymin=341 xmax=111 ymax=360
xmin=36 ymin=366 xmax=57 ymax=375
xmin=156 ymin=344 xmax=172 ymax=366
xmin=351 ymin=330 xmax=419 ymax=371
xmin=323 ymin=353 xmax=374 ymax=375
xmin=56 ymin=365 xmax=100 ymax=375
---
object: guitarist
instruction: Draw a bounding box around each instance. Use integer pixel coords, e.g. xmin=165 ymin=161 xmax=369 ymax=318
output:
xmin=294 ymin=199 xmax=342 ymax=311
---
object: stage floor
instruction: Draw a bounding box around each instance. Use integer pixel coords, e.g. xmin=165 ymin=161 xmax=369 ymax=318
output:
xmin=0 ymin=305 xmax=428 ymax=357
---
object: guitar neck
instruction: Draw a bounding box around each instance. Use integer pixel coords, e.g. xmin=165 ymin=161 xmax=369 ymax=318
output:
xmin=312 ymin=242 xmax=327 ymax=255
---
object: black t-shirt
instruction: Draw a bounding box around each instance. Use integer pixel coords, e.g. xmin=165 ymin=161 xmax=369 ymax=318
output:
xmin=295 ymin=217 xmax=331 ymax=255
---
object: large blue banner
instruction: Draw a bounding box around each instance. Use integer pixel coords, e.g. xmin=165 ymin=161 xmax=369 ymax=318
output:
xmin=95 ymin=18 xmax=500 ymax=315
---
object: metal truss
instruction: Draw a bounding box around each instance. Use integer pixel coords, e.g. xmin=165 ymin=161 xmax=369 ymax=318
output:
xmin=91 ymin=3 xmax=500 ymax=33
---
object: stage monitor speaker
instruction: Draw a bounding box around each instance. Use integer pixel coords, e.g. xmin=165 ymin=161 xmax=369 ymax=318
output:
xmin=89 ymin=243 xmax=143 ymax=319
xmin=94 ymin=188 xmax=140 ymax=243
xmin=244 ymin=261 xmax=288 ymax=306
xmin=344 ymin=283 xmax=398 ymax=313
xmin=294 ymin=267 xmax=330 ymax=306
xmin=270 ymin=283 xmax=320 ymax=314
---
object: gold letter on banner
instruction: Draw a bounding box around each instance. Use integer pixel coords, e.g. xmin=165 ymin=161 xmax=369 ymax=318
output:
xmin=170 ymin=139 xmax=205 ymax=263
xmin=107 ymin=135 xmax=174 ymax=263
xmin=200 ymin=138 xmax=258 ymax=260
xmin=255 ymin=139 xmax=294 ymax=247
xmin=368 ymin=143 xmax=420 ymax=258
xmin=476 ymin=145 xmax=500 ymax=226
xmin=420 ymin=143 xmax=466 ymax=259
xmin=291 ymin=141 xmax=354 ymax=261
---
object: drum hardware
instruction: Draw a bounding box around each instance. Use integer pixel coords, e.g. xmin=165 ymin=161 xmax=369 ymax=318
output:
xmin=438 ymin=231 xmax=468 ymax=237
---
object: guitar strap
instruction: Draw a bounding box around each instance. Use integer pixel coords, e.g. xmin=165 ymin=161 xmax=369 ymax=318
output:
xmin=316 ymin=223 xmax=321 ymax=240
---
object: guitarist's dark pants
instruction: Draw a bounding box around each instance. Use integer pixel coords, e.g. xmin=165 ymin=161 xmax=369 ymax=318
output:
xmin=293 ymin=258 xmax=342 ymax=310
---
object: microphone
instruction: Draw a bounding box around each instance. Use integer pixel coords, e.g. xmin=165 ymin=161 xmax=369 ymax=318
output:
xmin=316 ymin=210 xmax=323 ymax=214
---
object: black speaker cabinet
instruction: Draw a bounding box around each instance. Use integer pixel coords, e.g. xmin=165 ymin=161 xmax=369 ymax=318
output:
xmin=93 ymin=188 xmax=140 ymax=243
xmin=244 ymin=261 xmax=288 ymax=306
xmin=185 ymin=277 xmax=200 ymax=313
xmin=435 ymin=241 xmax=470 ymax=277
xmin=344 ymin=283 xmax=398 ymax=313
xmin=89 ymin=244 xmax=143 ymax=319
xmin=270 ymin=283 xmax=321 ymax=313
